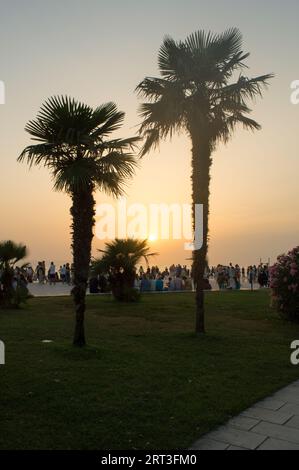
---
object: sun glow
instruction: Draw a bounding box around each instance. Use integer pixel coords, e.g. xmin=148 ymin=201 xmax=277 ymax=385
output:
xmin=148 ymin=234 xmax=158 ymax=242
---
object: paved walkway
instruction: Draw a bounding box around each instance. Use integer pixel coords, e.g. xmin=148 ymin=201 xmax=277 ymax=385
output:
xmin=190 ymin=380 xmax=299 ymax=450
xmin=28 ymin=279 xmax=261 ymax=297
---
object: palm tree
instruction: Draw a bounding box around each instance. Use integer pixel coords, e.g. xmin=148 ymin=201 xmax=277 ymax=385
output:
xmin=18 ymin=96 xmax=138 ymax=346
xmin=136 ymin=28 xmax=273 ymax=334
xmin=92 ymin=238 xmax=156 ymax=301
xmin=0 ymin=240 xmax=28 ymax=308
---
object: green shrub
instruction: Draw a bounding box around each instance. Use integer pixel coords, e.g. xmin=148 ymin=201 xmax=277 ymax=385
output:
xmin=270 ymin=246 xmax=299 ymax=321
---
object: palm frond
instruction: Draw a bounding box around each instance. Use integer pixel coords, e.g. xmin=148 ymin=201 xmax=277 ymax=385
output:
xmin=95 ymin=238 xmax=157 ymax=273
xmin=209 ymin=27 xmax=243 ymax=61
xmin=158 ymin=36 xmax=191 ymax=81
xmin=136 ymin=29 xmax=273 ymax=155
xmin=0 ymin=241 xmax=27 ymax=265
xmin=18 ymin=143 xmax=62 ymax=167
xmin=100 ymin=136 xmax=140 ymax=152
xmin=139 ymin=128 xmax=161 ymax=157
xmin=98 ymin=152 xmax=138 ymax=178
xmin=90 ymin=103 xmax=125 ymax=138
xmin=219 ymin=74 xmax=274 ymax=101
xmin=227 ymin=113 xmax=261 ymax=132
xmin=19 ymin=96 xmax=138 ymax=196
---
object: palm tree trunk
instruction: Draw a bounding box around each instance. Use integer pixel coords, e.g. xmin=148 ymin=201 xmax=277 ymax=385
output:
xmin=1 ymin=263 xmax=14 ymax=308
xmin=70 ymin=188 xmax=95 ymax=346
xmin=190 ymin=132 xmax=212 ymax=335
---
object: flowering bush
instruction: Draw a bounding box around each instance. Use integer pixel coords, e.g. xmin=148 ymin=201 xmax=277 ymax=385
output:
xmin=270 ymin=246 xmax=299 ymax=321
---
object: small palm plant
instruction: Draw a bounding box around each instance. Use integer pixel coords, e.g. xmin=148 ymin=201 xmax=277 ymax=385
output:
xmin=18 ymin=96 xmax=138 ymax=345
xmin=136 ymin=28 xmax=273 ymax=334
xmin=92 ymin=238 xmax=156 ymax=301
xmin=0 ymin=240 xmax=28 ymax=308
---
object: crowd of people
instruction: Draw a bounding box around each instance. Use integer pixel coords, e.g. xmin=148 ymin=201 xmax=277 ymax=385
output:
xmin=10 ymin=261 xmax=270 ymax=293
xmin=135 ymin=264 xmax=194 ymax=292
xmin=21 ymin=261 xmax=73 ymax=285
xmin=209 ymin=264 xmax=270 ymax=291
xmin=132 ymin=263 xmax=270 ymax=292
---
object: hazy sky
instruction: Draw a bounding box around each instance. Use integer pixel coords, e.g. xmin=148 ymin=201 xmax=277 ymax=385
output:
xmin=0 ymin=0 xmax=299 ymax=267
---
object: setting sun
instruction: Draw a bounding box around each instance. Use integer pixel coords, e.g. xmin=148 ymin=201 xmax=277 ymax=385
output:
xmin=148 ymin=234 xmax=158 ymax=242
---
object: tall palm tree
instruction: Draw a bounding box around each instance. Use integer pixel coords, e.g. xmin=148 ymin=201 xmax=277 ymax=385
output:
xmin=136 ymin=28 xmax=273 ymax=334
xmin=18 ymin=96 xmax=138 ymax=346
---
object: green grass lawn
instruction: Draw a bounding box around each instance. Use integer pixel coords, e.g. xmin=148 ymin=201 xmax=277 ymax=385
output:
xmin=1 ymin=290 xmax=299 ymax=450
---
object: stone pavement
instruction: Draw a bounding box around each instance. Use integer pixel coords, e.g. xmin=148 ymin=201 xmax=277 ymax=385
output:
xmin=190 ymin=380 xmax=299 ymax=450
xmin=29 ymin=283 xmax=72 ymax=297
xmin=28 ymin=279 xmax=261 ymax=297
